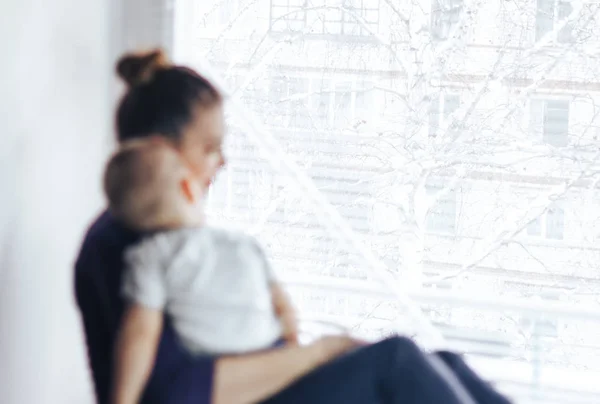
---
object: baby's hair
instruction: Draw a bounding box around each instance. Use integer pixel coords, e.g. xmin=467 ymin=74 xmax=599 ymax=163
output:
xmin=104 ymin=137 xmax=188 ymax=230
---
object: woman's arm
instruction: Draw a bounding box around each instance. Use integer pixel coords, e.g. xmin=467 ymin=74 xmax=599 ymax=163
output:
xmin=212 ymin=335 xmax=362 ymax=404
xmin=111 ymin=304 xmax=164 ymax=404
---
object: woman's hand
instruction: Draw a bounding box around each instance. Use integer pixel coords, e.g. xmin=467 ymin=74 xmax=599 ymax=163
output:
xmin=312 ymin=335 xmax=367 ymax=365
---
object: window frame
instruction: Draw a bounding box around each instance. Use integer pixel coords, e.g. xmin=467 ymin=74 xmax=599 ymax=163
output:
xmin=430 ymin=0 xmax=464 ymax=41
xmin=425 ymin=177 xmax=459 ymax=235
xmin=265 ymin=73 xmax=375 ymax=130
xmin=529 ymin=97 xmax=571 ymax=147
xmin=428 ymin=92 xmax=461 ymax=138
xmin=268 ymin=0 xmax=381 ymax=38
xmin=526 ymin=202 xmax=566 ymax=241
xmin=535 ymin=0 xmax=574 ymax=43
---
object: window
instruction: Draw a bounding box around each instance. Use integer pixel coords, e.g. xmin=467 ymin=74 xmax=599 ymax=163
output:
xmin=530 ymin=99 xmax=570 ymax=147
xmin=535 ymin=0 xmax=574 ymax=43
xmin=429 ymin=93 xmax=460 ymax=138
xmin=218 ymin=0 xmax=239 ymax=24
xmin=527 ymin=203 xmax=565 ymax=240
xmin=331 ymin=80 xmax=372 ymax=128
xmin=519 ymin=290 xmax=561 ymax=339
xmin=269 ymin=0 xmax=307 ymax=32
xmin=431 ymin=0 xmax=464 ymax=40
xmin=269 ymin=0 xmax=380 ymax=37
xmin=268 ymin=76 xmax=310 ymax=127
xmin=267 ymin=77 xmax=371 ymax=129
xmin=425 ymin=179 xmax=457 ymax=234
xmin=333 ymin=82 xmax=353 ymax=127
xmin=310 ymin=78 xmax=332 ymax=128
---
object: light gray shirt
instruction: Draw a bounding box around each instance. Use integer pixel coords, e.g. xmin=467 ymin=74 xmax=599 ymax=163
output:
xmin=122 ymin=227 xmax=282 ymax=355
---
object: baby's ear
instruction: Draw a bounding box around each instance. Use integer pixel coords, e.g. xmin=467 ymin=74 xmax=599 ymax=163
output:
xmin=180 ymin=177 xmax=196 ymax=204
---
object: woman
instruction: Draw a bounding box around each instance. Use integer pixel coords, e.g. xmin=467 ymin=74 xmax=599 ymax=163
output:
xmin=75 ymin=50 xmax=510 ymax=404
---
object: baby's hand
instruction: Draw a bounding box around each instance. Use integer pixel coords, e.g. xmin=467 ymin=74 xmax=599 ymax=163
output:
xmin=284 ymin=330 xmax=299 ymax=346
xmin=271 ymin=283 xmax=300 ymax=346
xmin=280 ymin=311 xmax=299 ymax=346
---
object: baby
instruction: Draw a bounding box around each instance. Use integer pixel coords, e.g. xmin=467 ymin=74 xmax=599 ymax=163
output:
xmin=104 ymin=138 xmax=298 ymax=404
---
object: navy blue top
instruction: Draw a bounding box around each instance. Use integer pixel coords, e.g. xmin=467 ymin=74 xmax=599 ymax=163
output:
xmin=74 ymin=211 xmax=214 ymax=404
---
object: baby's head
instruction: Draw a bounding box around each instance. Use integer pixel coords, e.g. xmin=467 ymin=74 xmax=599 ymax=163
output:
xmin=104 ymin=137 xmax=203 ymax=230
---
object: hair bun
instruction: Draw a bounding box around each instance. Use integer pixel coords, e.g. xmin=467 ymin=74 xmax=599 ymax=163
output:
xmin=116 ymin=49 xmax=170 ymax=87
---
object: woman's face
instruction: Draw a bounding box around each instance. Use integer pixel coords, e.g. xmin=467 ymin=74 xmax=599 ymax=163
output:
xmin=179 ymin=103 xmax=226 ymax=192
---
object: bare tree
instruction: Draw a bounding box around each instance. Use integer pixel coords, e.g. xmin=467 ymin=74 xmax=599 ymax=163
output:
xmin=179 ymin=0 xmax=600 ymax=364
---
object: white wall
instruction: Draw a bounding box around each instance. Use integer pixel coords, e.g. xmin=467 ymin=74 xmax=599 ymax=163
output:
xmin=0 ymin=0 xmax=113 ymax=402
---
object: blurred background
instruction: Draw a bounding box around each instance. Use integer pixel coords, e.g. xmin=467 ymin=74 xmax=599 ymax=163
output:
xmin=2 ymin=0 xmax=600 ymax=403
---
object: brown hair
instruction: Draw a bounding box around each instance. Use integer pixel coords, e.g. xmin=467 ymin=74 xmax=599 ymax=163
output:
xmin=116 ymin=49 xmax=170 ymax=87
xmin=115 ymin=49 xmax=223 ymax=143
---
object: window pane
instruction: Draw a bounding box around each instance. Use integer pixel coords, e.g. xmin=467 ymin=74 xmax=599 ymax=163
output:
xmin=543 ymin=100 xmax=569 ymax=146
xmin=269 ymin=1 xmax=306 ymax=32
xmin=431 ymin=0 xmax=464 ymax=40
xmin=311 ymin=79 xmax=331 ymax=128
xmin=426 ymin=179 xmax=457 ymax=233
xmin=333 ymin=82 xmax=353 ymax=127
xmin=365 ymin=10 xmax=379 ymax=24
xmin=527 ymin=217 xmax=542 ymax=236
xmin=558 ymin=1 xmax=574 ymax=43
xmin=536 ymin=0 xmax=555 ymax=41
xmin=443 ymin=94 xmax=460 ymax=119
xmin=288 ymin=78 xmax=309 ymax=128
xmin=429 ymin=95 xmax=442 ymax=137
xmin=324 ymin=22 xmax=343 ymax=34
xmin=546 ymin=205 xmax=565 ymax=240
xmin=344 ymin=23 xmax=361 ymax=36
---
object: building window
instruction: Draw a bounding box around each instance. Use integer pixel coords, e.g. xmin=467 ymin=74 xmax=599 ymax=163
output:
xmin=530 ymin=99 xmax=570 ymax=147
xmin=431 ymin=0 xmax=464 ymax=40
xmin=333 ymin=81 xmax=354 ymax=127
xmin=218 ymin=0 xmax=239 ymax=24
xmin=429 ymin=93 xmax=460 ymax=138
xmin=268 ymin=76 xmax=372 ymax=130
xmin=527 ymin=203 xmax=565 ymax=240
xmin=269 ymin=0 xmax=307 ymax=32
xmin=268 ymin=76 xmax=310 ymax=128
xmin=310 ymin=78 xmax=332 ymax=128
xmin=425 ymin=179 xmax=457 ymax=234
xmin=535 ymin=0 xmax=574 ymax=43
xmin=519 ymin=290 xmax=560 ymax=339
xmin=269 ymin=0 xmax=380 ymax=37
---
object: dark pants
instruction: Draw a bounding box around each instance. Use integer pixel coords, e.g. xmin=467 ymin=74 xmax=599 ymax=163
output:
xmin=262 ymin=337 xmax=512 ymax=404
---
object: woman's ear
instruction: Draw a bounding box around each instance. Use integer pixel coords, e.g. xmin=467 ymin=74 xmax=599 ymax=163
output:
xmin=180 ymin=177 xmax=196 ymax=204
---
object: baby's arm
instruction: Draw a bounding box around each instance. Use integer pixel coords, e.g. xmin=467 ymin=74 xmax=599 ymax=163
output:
xmin=111 ymin=304 xmax=163 ymax=404
xmin=250 ymin=236 xmax=299 ymax=345
xmin=271 ymin=283 xmax=299 ymax=346
xmin=113 ymin=236 xmax=170 ymax=404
